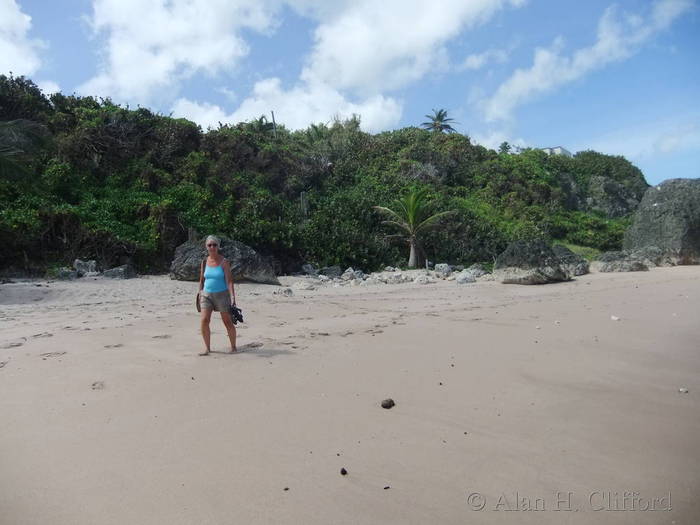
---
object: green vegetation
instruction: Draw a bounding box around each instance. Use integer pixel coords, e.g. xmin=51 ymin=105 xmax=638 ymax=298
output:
xmin=421 ymin=109 xmax=458 ymax=133
xmin=0 ymin=74 xmax=647 ymax=275
xmin=552 ymin=241 xmax=602 ymax=261
xmin=373 ymin=188 xmax=456 ymax=268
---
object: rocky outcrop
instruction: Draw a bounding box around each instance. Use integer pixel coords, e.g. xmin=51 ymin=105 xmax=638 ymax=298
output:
xmin=73 ymin=259 xmax=98 ymax=275
xmin=585 ymin=176 xmax=643 ymax=218
xmin=433 ymin=263 xmax=452 ymax=278
xmin=55 ymin=268 xmax=79 ymax=280
xmin=558 ymin=171 xmax=647 ymax=219
xmin=493 ymin=240 xmax=570 ymax=284
xmin=590 ymin=245 xmax=678 ymax=272
xmin=590 ymin=251 xmax=648 ymax=272
xmin=455 ymin=270 xmax=476 ymax=284
xmin=551 ymin=245 xmax=589 ymax=277
xmin=169 ymin=238 xmax=280 ymax=285
xmin=103 ymin=264 xmax=137 ymax=279
xmin=623 ymin=178 xmax=700 ymax=264
xmin=319 ymin=266 xmax=342 ymax=278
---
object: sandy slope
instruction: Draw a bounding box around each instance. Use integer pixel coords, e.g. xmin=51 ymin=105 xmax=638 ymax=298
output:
xmin=1 ymin=267 xmax=699 ymax=524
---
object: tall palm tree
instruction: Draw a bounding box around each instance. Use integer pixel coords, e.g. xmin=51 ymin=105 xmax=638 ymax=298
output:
xmin=373 ymin=188 xmax=456 ymax=268
xmin=421 ymin=109 xmax=457 ymax=133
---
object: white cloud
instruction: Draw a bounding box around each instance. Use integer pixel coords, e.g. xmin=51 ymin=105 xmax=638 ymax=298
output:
xmin=483 ymin=0 xmax=693 ymax=122
xmin=78 ymin=0 xmax=281 ymax=103
xmin=223 ymin=0 xmax=524 ymax=132
xmin=37 ymin=80 xmax=61 ymax=94
xmin=0 ymin=0 xmax=45 ymax=76
xmin=298 ymin=0 xmax=526 ymax=95
xmin=171 ymin=98 xmax=229 ymax=130
xmin=654 ymin=123 xmax=700 ymax=154
xmin=472 ymin=129 xmax=528 ymax=151
xmin=460 ymin=48 xmax=510 ymax=71
xmin=84 ymin=0 xmax=526 ymax=131
xmin=573 ymin=116 xmax=700 ymax=160
xmin=173 ymin=78 xmax=403 ymax=133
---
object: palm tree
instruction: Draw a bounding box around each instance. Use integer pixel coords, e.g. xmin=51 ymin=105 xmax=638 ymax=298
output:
xmin=373 ymin=188 xmax=456 ymax=268
xmin=421 ymin=109 xmax=457 ymax=133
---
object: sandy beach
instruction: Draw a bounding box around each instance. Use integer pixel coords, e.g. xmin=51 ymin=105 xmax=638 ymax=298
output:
xmin=1 ymin=267 xmax=699 ymax=524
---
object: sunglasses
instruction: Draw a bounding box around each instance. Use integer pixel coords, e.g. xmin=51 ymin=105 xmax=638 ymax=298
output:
xmin=207 ymin=244 xmax=218 ymax=247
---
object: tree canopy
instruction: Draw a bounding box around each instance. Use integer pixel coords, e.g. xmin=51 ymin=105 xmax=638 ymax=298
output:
xmin=0 ymin=74 xmax=646 ymax=275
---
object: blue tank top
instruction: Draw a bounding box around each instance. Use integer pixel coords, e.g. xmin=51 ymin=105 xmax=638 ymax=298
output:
xmin=203 ymin=261 xmax=228 ymax=293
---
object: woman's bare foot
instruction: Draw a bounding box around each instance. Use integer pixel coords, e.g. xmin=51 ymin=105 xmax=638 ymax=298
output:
xmin=198 ymin=350 xmax=210 ymax=356
xmin=229 ymin=347 xmax=238 ymax=354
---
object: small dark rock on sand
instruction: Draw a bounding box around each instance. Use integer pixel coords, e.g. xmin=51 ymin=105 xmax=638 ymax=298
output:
xmin=381 ymin=398 xmax=395 ymax=409
xmin=340 ymin=468 xmax=348 ymax=476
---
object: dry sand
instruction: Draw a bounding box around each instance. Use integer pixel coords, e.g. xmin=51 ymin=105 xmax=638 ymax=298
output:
xmin=1 ymin=267 xmax=699 ymax=524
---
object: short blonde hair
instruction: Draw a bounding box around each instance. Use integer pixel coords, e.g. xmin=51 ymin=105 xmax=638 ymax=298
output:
xmin=205 ymin=235 xmax=220 ymax=247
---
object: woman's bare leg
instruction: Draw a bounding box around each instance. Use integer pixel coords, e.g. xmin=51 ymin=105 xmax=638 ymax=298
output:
xmin=220 ymin=312 xmax=237 ymax=353
xmin=199 ymin=308 xmax=213 ymax=355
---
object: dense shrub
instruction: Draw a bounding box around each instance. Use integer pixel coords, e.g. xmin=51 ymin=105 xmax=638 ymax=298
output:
xmin=0 ymin=74 xmax=642 ymax=274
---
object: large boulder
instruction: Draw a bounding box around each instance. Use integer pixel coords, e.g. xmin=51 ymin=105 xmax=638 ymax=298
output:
xmin=494 ymin=240 xmax=570 ymax=284
xmin=319 ymin=265 xmax=342 ymax=278
xmin=623 ymin=178 xmax=700 ymax=264
xmin=551 ymin=245 xmax=589 ymax=278
xmin=170 ymin=238 xmax=280 ymax=285
xmin=590 ymin=251 xmax=649 ymax=272
xmin=434 ymin=263 xmax=452 ymax=278
xmin=466 ymin=263 xmax=488 ymax=278
xmin=103 ymin=264 xmax=137 ymax=279
xmin=73 ymin=259 xmax=98 ymax=275
xmin=455 ymin=270 xmax=476 ymax=284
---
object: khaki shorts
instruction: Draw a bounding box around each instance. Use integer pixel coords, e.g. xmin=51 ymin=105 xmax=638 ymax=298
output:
xmin=199 ymin=290 xmax=230 ymax=312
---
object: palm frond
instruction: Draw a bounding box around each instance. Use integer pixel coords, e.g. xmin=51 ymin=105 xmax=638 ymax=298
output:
xmin=414 ymin=210 xmax=458 ymax=234
xmin=372 ymin=205 xmax=403 ymax=223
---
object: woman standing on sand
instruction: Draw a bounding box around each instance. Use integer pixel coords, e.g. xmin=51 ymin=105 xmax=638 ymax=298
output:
xmin=198 ymin=235 xmax=237 ymax=355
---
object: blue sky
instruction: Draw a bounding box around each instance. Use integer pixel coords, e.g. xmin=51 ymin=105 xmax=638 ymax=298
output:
xmin=2 ymin=0 xmax=698 ymax=185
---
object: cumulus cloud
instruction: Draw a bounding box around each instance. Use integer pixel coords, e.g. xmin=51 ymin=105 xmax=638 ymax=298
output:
xmin=173 ymin=78 xmax=403 ymax=132
xmin=171 ymin=98 xmax=229 ymax=130
xmin=573 ymin=116 xmax=700 ymax=160
xmin=82 ymin=0 xmax=526 ymax=131
xmin=472 ymin=129 xmax=528 ymax=151
xmin=37 ymin=80 xmax=61 ymax=94
xmin=224 ymin=0 xmax=525 ymax=131
xmin=298 ymin=0 xmax=526 ymax=94
xmin=482 ymin=0 xmax=693 ymax=122
xmin=78 ymin=0 xmax=281 ymax=103
xmin=459 ymin=48 xmax=510 ymax=71
xmin=0 ymin=0 xmax=45 ymax=76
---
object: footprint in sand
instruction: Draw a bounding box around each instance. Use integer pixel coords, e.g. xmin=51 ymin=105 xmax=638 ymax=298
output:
xmin=91 ymin=381 xmax=105 ymax=390
xmin=104 ymin=344 xmax=124 ymax=349
xmin=152 ymin=334 xmax=171 ymax=339
xmin=40 ymin=351 xmax=66 ymax=359
xmin=340 ymin=331 xmax=354 ymax=337
xmin=239 ymin=342 xmax=264 ymax=351
xmin=32 ymin=332 xmax=53 ymax=338
xmin=1 ymin=340 xmax=24 ymax=349
xmin=0 ymin=360 xmax=8 ymax=368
